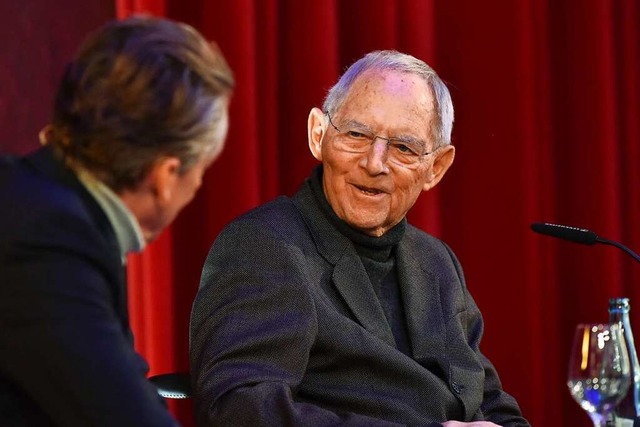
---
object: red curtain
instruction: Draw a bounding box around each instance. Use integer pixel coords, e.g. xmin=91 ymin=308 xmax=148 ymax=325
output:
xmin=2 ymin=1 xmax=637 ymax=426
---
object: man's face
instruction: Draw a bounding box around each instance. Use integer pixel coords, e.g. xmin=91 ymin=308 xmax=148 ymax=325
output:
xmin=136 ymin=148 xmax=217 ymax=243
xmin=130 ymin=104 xmax=229 ymax=243
xmin=158 ymin=104 xmax=230 ymax=236
xmin=314 ymin=69 xmax=453 ymax=237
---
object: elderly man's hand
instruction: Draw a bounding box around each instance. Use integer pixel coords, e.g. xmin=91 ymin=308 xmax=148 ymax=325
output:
xmin=442 ymin=422 xmax=501 ymax=427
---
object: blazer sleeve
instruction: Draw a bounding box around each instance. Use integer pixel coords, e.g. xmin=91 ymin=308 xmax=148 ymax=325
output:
xmin=0 ymin=208 xmax=178 ymax=427
xmin=190 ymin=219 xmax=443 ymax=427
xmin=443 ymin=243 xmax=530 ymax=426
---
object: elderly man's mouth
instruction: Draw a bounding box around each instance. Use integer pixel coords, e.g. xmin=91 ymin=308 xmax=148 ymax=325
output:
xmin=354 ymin=185 xmax=385 ymax=196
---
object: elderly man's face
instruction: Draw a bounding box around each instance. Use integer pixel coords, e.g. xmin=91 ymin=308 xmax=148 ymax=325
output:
xmin=309 ymin=69 xmax=454 ymax=237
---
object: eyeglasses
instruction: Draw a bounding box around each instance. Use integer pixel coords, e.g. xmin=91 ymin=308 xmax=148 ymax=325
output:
xmin=325 ymin=112 xmax=439 ymax=169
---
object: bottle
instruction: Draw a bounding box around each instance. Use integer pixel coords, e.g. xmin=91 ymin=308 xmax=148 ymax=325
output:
xmin=609 ymin=297 xmax=640 ymax=421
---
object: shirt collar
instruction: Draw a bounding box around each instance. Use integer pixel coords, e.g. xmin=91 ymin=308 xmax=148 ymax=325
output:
xmin=76 ymin=169 xmax=146 ymax=262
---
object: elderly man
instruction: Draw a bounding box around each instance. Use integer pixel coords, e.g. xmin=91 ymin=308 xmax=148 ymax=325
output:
xmin=0 ymin=17 xmax=233 ymax=426
xmin=190 ymin=50 xmax=528 ymax=426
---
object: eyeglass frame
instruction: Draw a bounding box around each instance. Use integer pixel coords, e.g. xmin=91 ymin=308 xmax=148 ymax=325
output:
xmin=324 ymin=111 xmax=442 ymax=168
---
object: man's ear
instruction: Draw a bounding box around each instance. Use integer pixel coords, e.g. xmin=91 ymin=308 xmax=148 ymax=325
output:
xmin=307 ymin=107 xmax=326 ymax=161
xmin=145 ymin=156 xmax=182 ymax=204
xmin=423 ymin=145 xmax=455 ymax=192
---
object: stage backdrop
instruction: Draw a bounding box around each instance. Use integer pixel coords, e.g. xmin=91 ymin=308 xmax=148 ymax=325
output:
xmin=2 ymin=1 xmax=639 ymax=426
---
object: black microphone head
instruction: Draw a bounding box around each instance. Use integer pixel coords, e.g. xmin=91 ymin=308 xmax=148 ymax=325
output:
xmin=530 ymin=222 xmax=599 ymax=245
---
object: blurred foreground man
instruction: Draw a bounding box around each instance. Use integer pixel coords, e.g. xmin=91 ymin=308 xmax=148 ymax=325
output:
xmin=190 ymin=50 xmax=529 ymax=426
xmin=0 ymin=16 xmax=233 ymax=426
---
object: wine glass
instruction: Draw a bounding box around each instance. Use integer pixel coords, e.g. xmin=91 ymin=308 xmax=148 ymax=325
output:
xmin=568 ymin=323 xmax=632 ymax=426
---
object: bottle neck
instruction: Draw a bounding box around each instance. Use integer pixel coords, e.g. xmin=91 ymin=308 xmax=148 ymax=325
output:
xmin=610 ymin=307 xmax=629 ymax=320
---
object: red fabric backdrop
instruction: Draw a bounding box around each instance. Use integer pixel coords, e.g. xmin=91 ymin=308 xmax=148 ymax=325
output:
xmin=2 ymin=1 xmax=639 ymax=426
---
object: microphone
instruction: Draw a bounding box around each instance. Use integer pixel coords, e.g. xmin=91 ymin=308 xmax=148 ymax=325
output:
xmin=531 ymin=222 xmax=640 ymax=264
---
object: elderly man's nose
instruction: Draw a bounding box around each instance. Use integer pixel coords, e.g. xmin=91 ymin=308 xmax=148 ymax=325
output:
xmin=360 ymin=138 xmax=390 ymax=173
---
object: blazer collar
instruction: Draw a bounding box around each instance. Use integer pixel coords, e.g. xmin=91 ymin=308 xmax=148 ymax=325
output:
xmin=292 ymin=172 xmax=350 ymax=264
xmin=293 ymin=176 xmax=396 ymax=346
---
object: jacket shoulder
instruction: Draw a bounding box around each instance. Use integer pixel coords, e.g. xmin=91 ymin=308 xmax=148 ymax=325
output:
xmin=221 ymin=196 xmax=309 ymax=242
xmin=0 ymin=153 xmax=118 ymax=273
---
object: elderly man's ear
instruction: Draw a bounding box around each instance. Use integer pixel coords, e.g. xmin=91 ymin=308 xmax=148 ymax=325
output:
xmin=306 ymin=105 xmax=454 ymax=191
xmin=422 ymin=145 xmax=455 ymax=192
xmin=308 ymin=107 xmax=326 ymax=161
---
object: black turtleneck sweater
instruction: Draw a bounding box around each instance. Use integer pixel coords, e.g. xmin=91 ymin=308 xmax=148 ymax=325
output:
xmin=309 ymin=166 xmax=412 ymax=356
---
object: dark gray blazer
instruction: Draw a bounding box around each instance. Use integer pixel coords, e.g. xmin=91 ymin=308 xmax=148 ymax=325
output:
xmin=190 ymin=175 xmax=529 ymax=427
xmin=0 ymin=147 xmax=177 ymax=426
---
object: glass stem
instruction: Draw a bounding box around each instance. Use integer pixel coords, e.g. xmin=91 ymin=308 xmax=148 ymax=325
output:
xmin=589 ymin=412 xmax=607 ymax=427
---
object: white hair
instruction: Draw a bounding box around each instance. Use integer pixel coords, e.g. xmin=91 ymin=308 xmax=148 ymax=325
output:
xmin=322 ymin=50 xmax=454 ymax=147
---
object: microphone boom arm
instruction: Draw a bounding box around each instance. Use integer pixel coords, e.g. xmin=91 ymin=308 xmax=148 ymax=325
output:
xmin=531 ymin=222 xmax=640 ymax=264
xmin=596 ymin=237 xmax=640 ymax=264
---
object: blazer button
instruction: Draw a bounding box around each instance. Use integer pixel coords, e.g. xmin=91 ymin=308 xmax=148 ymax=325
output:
xmin=451 ymin=381 xmax=462 ymax=394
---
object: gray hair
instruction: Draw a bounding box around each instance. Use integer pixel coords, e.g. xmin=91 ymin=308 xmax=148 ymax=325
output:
xmin=322 ymin=50 xmax=454 ymax=147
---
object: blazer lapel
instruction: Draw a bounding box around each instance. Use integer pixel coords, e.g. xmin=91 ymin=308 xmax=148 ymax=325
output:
xmin=292 ymin=175 xmax=395 ymax=346
xmin=332 ymin=252 xmax=396 ymax=347
xmin=396 ymin=239 xmax=447 ymax=367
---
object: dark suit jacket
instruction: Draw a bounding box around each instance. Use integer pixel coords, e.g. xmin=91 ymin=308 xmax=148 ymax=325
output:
xmin=190 ymin=173 xmax=529 ymax=426
xmin=0 ymin=147 xmax=177 ymax=426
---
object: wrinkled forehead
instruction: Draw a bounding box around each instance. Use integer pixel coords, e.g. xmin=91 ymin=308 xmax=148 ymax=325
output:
xmin=341 ymin=69 xmax=434 ymax=111
xmin=337 ymin=69 xmax=436 ymax=133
